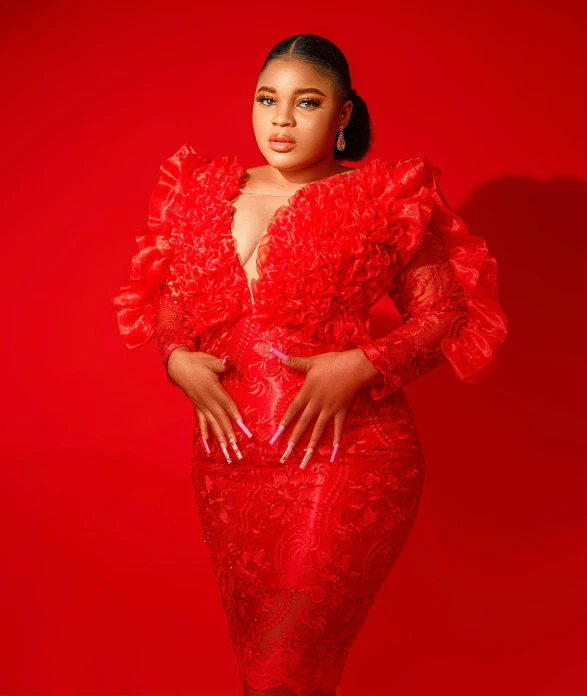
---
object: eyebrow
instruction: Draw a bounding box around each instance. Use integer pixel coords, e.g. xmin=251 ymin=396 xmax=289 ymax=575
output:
xmin=256 ymin=86 xmax=327 ymax=97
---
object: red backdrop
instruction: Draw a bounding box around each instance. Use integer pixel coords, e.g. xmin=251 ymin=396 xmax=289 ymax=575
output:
xmin=2 ymin=1 xmax=585 ymax=695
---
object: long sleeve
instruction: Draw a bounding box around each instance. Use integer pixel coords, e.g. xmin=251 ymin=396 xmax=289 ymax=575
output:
xmin=110 ymin=145 xmax=211 ymax=386
xmin=153 ymin=302 xmax=197 ymax=368
xmin=359 ymin=159 xmax=507 ymax=401
xmin=153 ymin=281 xmax=200 ymax=387
xmin=360 ymin=226 xmax=469 ymax=400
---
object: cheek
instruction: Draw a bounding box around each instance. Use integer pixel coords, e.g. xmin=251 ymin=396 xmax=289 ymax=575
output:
xmin=297 ymin=119 xmax=334 ymax=152
xmin=252 ymin=109 xmax=265 ymax=134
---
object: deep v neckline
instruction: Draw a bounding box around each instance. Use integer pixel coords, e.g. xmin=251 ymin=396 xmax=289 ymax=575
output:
xmin=227 ymin=157 xmax=374 ymax=310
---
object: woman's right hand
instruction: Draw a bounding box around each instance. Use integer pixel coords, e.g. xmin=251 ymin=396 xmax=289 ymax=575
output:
xmin=167 ymin=347 xmax=248 ymax=460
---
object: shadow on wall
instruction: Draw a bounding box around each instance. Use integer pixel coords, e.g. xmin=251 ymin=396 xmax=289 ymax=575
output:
xmin=368 ymin=171 xmax=587 ymax=397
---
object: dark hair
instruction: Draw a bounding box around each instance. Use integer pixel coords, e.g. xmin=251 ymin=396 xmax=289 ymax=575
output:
xmin=258 ymin=34 xmax=373 ymax=162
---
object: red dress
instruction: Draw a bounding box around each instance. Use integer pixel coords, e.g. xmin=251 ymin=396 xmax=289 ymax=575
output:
xmin=110 ymin=144 xmax=507 ymax=695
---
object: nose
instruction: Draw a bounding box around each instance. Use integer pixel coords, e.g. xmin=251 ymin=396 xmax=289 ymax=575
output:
xmin=272 ymin=105 xmax=294 ymax=127
xmin=273 ymin=116 xmax=293 ymax=127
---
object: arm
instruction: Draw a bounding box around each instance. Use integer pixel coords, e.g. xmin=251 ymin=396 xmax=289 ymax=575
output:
xmin=359 ymin=158 xmax=507 ymax=401
xmin=110 ymin=145 xmax=210 ymax=386
xmin=359 ymin=226 xmax=469 ymax=400
xmin=154 ymin=283 xmax=200 ymax=387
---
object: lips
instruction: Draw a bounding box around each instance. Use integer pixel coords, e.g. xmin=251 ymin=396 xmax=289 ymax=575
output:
xmin=270 ymin=134 xmax=295 ymax=143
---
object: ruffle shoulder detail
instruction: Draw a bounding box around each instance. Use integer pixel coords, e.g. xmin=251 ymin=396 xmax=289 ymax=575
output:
xmin=109 ymin=144 xmax=214 ymax=350
xmin=398 ymin=155 xmax=508 ymax=383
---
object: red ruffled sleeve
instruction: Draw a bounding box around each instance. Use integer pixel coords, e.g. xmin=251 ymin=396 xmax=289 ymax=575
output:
xmin=109 ymin=144 xmax=212 ymax=383
xmin=359 ymin=156 xmax=507 ymax=400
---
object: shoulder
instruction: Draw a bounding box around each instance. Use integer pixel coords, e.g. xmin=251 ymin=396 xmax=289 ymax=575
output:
xmin=149 ymin=144 xmax=244 ymax=220
xmin=149 ymin=144 xmax=211 ymax=215
xmin=366 ymin=154 xmax=441 ymax=193
xmin=154 ymin=144 xmax=225 ymax=189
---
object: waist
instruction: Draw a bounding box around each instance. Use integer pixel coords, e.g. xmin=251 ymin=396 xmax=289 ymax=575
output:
xmin=203 ymin=314 xmax=372 ymax=371
xmin=197 ymin=314 xmax=420 ymax=462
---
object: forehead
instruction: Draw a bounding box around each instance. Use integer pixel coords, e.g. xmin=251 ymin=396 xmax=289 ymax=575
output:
xmin=256 ymin=58 xmax=334 ymax=92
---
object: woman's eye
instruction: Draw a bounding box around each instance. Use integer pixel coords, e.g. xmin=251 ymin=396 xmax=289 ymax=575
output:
xmin=255 ymin=96 xmax=321 ymax=108
xmin=298 ymin=99 xmax=320 ymax=108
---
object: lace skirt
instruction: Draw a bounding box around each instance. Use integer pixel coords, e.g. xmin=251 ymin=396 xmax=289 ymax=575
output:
xmin=190 ymin=314 xmax=426 ymax=696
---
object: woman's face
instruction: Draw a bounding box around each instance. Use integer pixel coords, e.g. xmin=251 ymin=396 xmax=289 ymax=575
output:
xmin=252 ymin=58 xmax=352 ymax=172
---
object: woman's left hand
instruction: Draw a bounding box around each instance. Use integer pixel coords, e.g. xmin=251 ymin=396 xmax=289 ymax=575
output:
xmin=268 ymin=347 xmax=383 ymax=468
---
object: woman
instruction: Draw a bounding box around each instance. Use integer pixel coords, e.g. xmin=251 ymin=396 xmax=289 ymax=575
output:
xmin=111 ymin=34 xmax=507 ymax=696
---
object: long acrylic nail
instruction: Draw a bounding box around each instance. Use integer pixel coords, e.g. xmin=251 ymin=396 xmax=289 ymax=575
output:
xmin=229 ymin=437 xmax=243 ymax=460
xmin=280 ymin=440 xmax=295 ymax=464
xmin=330 ymin=443 xmax=340 ymax=463
xmin=299 ymin=448 xmax=314 ymax=469
xmin=270 ymin=346 xmax=290 ymax=362
xmin=236 ymin=419 xmax=253 ymax=438
xmin=269 ymin=424 xmax=285 ymax=445
xmin=220 ymin=443 xmax=233 ymax=464
xmin=202 ymin=435 xmax=211 ymax=454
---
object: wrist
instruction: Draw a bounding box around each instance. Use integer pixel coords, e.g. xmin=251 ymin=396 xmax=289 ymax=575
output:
xmin=166 ymin=345 xmax=192 ymax=372
xmin=347 ymin=348 xmax=384 ymax=387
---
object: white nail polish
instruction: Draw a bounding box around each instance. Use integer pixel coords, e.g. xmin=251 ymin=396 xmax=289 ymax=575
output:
xmin=220 ymin=443 xmax=233 ymax=464
xmin=299 ymin=448 xmax=313 ymax=469
xmin=229 ymin=438 xmax=243 ymax=460
xmin=280 ymin=441 xmax=295 ymax=464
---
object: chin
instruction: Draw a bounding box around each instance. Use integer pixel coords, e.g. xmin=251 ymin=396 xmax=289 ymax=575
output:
xmin=263 ymin=149 xmax=300 ymax=167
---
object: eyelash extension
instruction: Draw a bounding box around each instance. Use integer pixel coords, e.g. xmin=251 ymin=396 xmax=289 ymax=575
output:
xmin=254 ymin=96 xmax=322 ymax=108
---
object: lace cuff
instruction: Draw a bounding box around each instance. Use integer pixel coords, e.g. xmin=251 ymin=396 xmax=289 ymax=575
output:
xmin=154 ymin=301 xmax=199 ymax=388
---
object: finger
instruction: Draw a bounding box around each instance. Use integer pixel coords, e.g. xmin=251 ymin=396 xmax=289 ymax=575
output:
xmin=331 ymin=409 xmax=348 ymax=463
xmin=196 ymin=408 xmax=211 ymax=454
xmin=207 ymin=354 xmax=231 ymax=374
xmin=269 ymin=346 xmax=310 ymax=373
xmin=207 ymin=400 xmax=238 ymax=445
xmin=277 ymin=385 xmax=310 ymax=433
xmin=202 ymin=408 xmax=224 ymax=444
xmin=202 ymin=408 xmax=235 ymax=464
xmin=186 ymin=377 xmax=252 ymax=440
xmin=289 ymin=400 xmax=321 ymax=445
xmin=307 ymin=413 xmax=331 ymax=451
xmin=207 ymin=398 xmax=244 ymax=463
xmin=281 ymin=402 xmax=318 ymax=465
xmin=196 ymin=408 xmax=208 ymax=438
xmin=298 ymin=413 xmax=330 ymax=470
xmin=217 ymin=385 xmax=244 ymax=430
xmin=301 ymin=407 xmax=349 ymax=469
xmin=202 ymin=382 xmax=253 ymax=440
xmin=273 ymin=391 xmax=308 ymax=461
xmin=281 ymin=354 xmax=308 ymax=372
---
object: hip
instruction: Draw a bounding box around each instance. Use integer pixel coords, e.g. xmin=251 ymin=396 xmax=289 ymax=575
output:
xmin=195 ymin=315 xmax=424 ymax=466
xmin=194 ymin=372 xmax=423 ymax=468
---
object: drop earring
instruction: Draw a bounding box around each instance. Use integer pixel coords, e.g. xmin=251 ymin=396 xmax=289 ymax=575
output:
xmin=336 ymin=125 xmax=346 ymax=151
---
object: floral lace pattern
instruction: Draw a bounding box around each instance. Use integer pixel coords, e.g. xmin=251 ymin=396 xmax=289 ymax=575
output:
xmin=110 ymin=144 xmax=507 ymax=694
xmin=191 ymin=428 xmax=425 ymax=695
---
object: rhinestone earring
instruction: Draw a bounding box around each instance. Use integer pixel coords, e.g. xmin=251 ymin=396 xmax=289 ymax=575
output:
xmin=336 ymin=125 xmax=346 ymax=151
